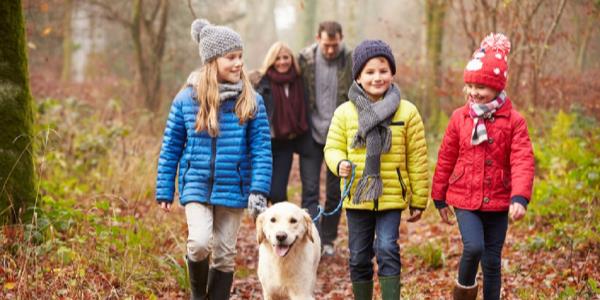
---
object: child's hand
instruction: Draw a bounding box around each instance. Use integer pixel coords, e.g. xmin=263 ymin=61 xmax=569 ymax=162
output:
xmin=509 ymin=202 xmax=526 ymax=221
xmin=338 ymin=160 xmax=352 ymax=177
xmin=407 ymin=208 xmax=423 ymax=223
xmin=248 ymin=193 xmax=268 ymax=217
xmin=437 ymin=207 xmax=455 ymax=225
xmin=159 ymin=201 xmax=172 ymax=212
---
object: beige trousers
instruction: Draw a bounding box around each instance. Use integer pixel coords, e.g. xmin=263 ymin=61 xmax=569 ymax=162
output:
xmin=185 ymin=202 xmax=244 ymax=272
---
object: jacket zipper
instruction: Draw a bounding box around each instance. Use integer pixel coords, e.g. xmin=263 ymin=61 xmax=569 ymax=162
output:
xmin=207 ymin=137 xmax=217 ymax=204
xmin=237 ymin=162 xmax=243 ymax=195
xmin=396 ymin=168 xmax=407 ymax=200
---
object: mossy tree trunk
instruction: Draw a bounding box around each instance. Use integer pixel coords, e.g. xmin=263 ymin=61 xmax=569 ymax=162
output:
xmin=0 ymin=0 xmax=37 ymax=225
xmin=424 ymin=0 xmax=447 ymax=131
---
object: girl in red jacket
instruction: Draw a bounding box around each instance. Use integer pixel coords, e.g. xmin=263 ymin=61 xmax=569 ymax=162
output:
xmin=431 ymin=33 xmax=534 ymax=300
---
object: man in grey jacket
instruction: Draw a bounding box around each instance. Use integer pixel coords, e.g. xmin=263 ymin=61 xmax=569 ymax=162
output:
xmin=297 ymin=21 xmax=353 ymax=257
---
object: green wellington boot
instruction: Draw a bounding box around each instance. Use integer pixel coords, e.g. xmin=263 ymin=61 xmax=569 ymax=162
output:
xmin=379 ymin=275 xmax=400 ymax=300
xmin=352 ymin=280 xmax=373 ymax=300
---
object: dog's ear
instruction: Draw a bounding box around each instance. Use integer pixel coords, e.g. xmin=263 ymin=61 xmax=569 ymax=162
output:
xmin=256 ymin=213 xmax=266 ymax=244
xmin=303 ymin=212 xmax=314 ymax=243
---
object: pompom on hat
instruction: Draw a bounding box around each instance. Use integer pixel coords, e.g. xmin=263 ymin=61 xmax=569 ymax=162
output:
xmin=463 ymin=33 xmax=511 ymax=91
xmin=190 ymin=19 xmax=243 ymax=64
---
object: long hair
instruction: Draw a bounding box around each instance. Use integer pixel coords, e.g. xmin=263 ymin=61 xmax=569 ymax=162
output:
xmin=258 ymin=41 xmax=301 ymax=75
xmin=194 ymin=60 xmax=256 ymax=137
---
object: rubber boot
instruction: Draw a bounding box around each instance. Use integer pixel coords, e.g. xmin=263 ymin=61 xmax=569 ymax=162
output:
xmin=351 ymin=280 xmax=373 ymax=300
xmin=379 ymin=275 xmax=401 ymax=300
xmin=453 ymin=280 xmax=478 ymax=300
xmin=207 ymin=268 xmax=234 ymax=300
xmin=186 ymin=256 xmax=209 ymax=300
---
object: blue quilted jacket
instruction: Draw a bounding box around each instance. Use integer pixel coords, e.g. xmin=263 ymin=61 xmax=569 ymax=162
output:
xmin=155 ymin=86 xmax=272 ymax=208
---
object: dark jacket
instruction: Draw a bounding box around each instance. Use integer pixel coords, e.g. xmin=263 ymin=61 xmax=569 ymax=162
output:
xmin=297 ymin=43 xmax=353 ymax=113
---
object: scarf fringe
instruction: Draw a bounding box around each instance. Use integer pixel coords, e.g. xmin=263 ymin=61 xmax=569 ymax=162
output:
xmin=352 ymin=175 xmax=383 ymax=204
xmin=351 ymin=134 xmax=366 ymax=149
xmin=382 ymin=127 xmax=392 ymax=152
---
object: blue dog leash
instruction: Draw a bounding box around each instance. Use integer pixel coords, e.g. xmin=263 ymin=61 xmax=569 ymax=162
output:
xmin=312 ymin=164 xmax=356 ymax=223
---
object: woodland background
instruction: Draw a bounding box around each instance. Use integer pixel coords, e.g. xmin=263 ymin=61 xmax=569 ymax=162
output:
xmin=1 ymin=0 xmax=599 ymax=299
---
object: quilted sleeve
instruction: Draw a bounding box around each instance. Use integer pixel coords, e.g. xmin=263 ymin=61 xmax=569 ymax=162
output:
xmin=247 ymin=94 xmax=273 ymax=195
xmin=431 ymin=111 xmax=461 ymax=201
xmin=324 ymin=105 xmax=349 ymax=176
xmin=405 ymin=104 xmax=429 ymax=209
xmin=155 ymin=89 xmax=189 ymax=202
xmin=509 ymin=113 xmax=535 ymax=201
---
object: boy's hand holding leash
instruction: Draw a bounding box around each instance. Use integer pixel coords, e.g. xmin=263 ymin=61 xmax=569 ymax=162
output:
xmin=338 ymin=160 xmax=353 ymax=177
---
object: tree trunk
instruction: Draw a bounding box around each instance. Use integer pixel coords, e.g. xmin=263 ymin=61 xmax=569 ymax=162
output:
xmin=300 ymin=0 xmax=317 ymax=48
xmin=131 ymin=0 xmax=169 ymax=112
xmin=61 ymin=0 xmax=74 ymax=82
xmin=424 ymin=0 xmax=447 ymax=131
xmin=0 ymin=0 xmax=37 ymax=224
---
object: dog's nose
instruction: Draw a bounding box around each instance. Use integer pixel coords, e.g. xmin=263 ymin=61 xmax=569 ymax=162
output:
xmin=275 ymin=231 xmax=287 ymax=242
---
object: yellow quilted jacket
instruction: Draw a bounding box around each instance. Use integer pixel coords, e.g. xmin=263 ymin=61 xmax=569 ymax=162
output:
xmin=324 ymin=99 xmax=429 ymax=211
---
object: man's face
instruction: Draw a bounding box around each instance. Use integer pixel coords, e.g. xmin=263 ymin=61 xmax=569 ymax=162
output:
xmin=317 ymin=31 xmax=342 ymax=60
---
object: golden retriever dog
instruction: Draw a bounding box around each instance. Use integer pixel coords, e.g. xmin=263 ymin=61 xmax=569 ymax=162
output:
xmin=256 ymin=202 xmax=321 ymax=300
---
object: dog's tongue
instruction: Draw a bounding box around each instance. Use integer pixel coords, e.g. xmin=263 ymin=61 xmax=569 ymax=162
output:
xmin=275 ymin=245 xmax=290 ymax=257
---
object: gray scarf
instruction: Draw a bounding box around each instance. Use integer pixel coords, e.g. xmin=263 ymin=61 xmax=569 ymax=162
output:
xmin=348 ymin=81 xmax=401 ymax=203
xmin=186 ymin=70 xmax=243 ymax=102
xmin=218 ymin=81 xmax=243 ymax=101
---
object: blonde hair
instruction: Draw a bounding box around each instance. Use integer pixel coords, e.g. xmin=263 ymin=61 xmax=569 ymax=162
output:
xmin=259 ymin=42 xmax=301 ymax=75
xmin=194 ymin=60 xmax=256 ymax=137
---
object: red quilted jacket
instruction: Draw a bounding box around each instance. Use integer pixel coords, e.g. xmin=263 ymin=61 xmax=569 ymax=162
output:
xmin=431 ymin=98 xmax=534 ymax=211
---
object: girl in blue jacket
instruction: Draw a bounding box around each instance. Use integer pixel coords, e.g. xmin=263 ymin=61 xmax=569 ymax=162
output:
xmin=155 ymin=19 xmax=271 ymax=300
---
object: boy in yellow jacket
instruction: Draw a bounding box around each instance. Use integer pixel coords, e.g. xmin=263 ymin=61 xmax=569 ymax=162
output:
xmin=324 ymin=39 xmax=429 ymax=300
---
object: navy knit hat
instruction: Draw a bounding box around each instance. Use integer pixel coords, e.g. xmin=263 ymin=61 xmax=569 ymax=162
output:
xmin=352 ymin=39 xmax=396 ymax=79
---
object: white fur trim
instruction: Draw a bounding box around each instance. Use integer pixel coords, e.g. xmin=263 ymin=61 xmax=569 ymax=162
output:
xmin=455 ymin=279 xmax=478 ymax=289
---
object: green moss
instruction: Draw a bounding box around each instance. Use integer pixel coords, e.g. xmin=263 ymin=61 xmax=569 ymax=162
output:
xmin=0 ymin=0 xmax=37 ymax=224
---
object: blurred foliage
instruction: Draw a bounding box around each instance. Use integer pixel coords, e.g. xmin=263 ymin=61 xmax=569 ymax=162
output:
xmin=525 ymin=108 xmax=600 ymax=251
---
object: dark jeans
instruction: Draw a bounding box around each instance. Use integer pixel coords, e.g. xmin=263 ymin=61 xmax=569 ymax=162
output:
xmin=455 ymin=208 xmax=508 ymax=300
xmin=346 ymin=209 xmax=401 ymax=282
xmin=269 ymin=138 xmax=297 ymax=203
xmin=297 ymin=133 xmax=341 ymax=246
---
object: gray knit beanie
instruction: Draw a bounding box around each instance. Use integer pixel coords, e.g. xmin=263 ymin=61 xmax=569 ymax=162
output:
xmin=352 ymin=39 xmax=396 ymax=79
xmin=190 ymin=19 xmax=243 ymax=64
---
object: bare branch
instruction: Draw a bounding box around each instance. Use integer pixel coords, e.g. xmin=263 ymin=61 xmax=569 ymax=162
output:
xmin=87 ymin=0 xmax=132 ymax=28
xmin=188 ymin=0 xmax=197 ymax=19
xmin=538 ymin=0 xmax=567 ymax=64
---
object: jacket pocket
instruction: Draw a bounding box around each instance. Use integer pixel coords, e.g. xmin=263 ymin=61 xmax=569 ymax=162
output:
xmin=390 ymin=121 xmax=405 ymax=126
xmin=236 ymin=162 xmax=243 ymax=195
xmin=449 ymin=166 xmax=465 ymax=185
xmin=182 ymin=160 xmax=191 ymax=188
xmin=396 ymin=168 xmax=407 ymax=200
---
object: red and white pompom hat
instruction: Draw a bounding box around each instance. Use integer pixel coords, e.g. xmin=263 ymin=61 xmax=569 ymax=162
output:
xmin=463 ymin=33 xmax=511 ymax=92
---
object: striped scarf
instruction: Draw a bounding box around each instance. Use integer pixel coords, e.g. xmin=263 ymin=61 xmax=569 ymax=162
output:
xmin=469 ymin=91 xmax=506 ymax=145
